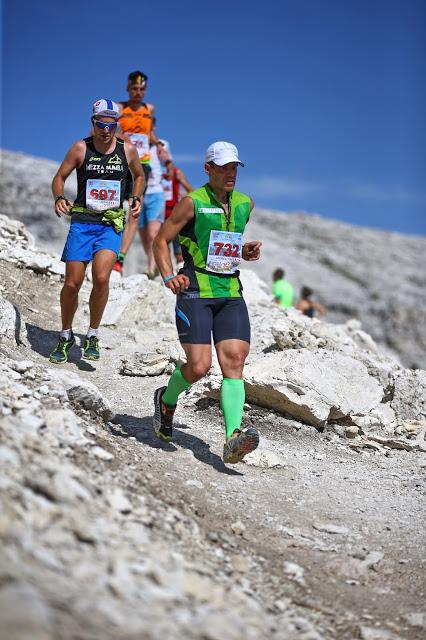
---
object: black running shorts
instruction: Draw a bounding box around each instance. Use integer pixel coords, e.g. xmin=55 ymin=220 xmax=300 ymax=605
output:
xmin=175 ymin=296 xmax=251 ymax=345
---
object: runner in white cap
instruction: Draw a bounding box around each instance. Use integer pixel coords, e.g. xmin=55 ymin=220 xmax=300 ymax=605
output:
xmin=152 ymin=141 xmax=262 ymax=464
xmin=49 ymin=99 xmax=144 ymax=364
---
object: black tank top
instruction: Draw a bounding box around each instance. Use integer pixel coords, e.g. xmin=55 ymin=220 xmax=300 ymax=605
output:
xmin=72 ymin=137 xmax=129 ymax=224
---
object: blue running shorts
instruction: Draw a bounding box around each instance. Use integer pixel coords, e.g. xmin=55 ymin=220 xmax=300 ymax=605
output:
xmin=138 ymin=192 xmax=166 ymax=229
xmin=61 ymin=222 xmax=122 ymax=262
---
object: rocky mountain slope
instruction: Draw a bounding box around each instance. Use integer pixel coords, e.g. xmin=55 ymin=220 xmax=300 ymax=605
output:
xmin=1 ymin=149 xmax=425 ymax=369
xmin=0 ymin=214 xmax=425 ymax=639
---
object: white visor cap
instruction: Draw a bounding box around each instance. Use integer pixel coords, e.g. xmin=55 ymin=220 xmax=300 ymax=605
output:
xmin=92 ymin=98 xmax=119 ymax=120
xmin=205 ymin=141 xmax=244 ymax=167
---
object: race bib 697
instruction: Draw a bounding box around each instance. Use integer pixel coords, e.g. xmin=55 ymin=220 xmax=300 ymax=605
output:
xmin=86 ymin=179 xmax=121 ymax=212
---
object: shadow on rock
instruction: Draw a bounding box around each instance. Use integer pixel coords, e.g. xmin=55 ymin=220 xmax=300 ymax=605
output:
xmin=114 ymin=413 xmax=243 ymax=476
xmin=26 ymin=324 xmax=96 ymax=372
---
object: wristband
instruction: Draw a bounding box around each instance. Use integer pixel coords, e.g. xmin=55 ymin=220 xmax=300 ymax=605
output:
xmin=163 ymin=274 xmax=175 ymax=284
xmin=130 ymin=195 xmax=141 ymax=202
xmin=55 ymin=195 xmax=67 ymax=203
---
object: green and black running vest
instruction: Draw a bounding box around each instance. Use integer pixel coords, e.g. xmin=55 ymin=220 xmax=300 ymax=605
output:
xmin=179 ymin=183 xmax=251 ymax=298
xmin=71 ymin=137 xmax=129 ymax=225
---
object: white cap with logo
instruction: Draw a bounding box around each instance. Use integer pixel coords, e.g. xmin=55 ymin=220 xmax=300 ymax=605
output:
xmin=92 ymin=98 xmax=119 ymax=120
xmin=205 ymin=141 xmax=244 ymax=167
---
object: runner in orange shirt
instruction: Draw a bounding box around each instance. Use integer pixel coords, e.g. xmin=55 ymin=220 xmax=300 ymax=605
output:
xmin=113 ymin=70 xmax=158 ymax=274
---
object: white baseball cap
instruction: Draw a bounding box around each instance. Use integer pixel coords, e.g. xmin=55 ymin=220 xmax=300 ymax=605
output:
xmin=205 ymin=141 xmax=244 ymax=167
xmin=92 ymin=98 xmax=119 ymax=120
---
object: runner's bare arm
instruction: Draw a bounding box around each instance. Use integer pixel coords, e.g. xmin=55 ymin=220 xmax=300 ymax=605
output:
xmin=153 ymin=196 xmax=194 ymax=294
xmin=163 ymin=160 xmax=174 ymax=180
xmin=296 ymin=299 xmax=309 ymax=312
xmin=52 ymin=141 xmax=85 ymax=217
xmin=125 ymin=143 xmax=145 ymax=218
xmin=312 ymin=301 xmax=326 ymax=317
xmin=175 ymin=168 xmax=194 ymax=194
xmin=146 ymin=103 xmax=159 ymax=145
xmin=242 ymin=199 xmax=262 ymax=260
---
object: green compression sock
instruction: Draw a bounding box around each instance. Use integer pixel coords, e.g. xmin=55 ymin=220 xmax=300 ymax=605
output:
xmin=162 ymin=367 xmax=192 ymax=406
xmin=221 ymin=378 xmax=245 ymax=440
xmin=118 ymin=251 xmax=126 ymax=264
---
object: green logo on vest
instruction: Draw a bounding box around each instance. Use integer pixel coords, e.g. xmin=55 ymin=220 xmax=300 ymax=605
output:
xmin=108 ymin=154 xmax=122 ymax=164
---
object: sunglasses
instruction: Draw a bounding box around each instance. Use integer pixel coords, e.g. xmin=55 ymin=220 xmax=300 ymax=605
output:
xmin=93 ymin=120 xmax=117 ymax=131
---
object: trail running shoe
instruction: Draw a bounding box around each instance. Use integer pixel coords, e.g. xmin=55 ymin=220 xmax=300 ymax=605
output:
xmin=83 ymin=335 xmax=100 ymax=361
xmin=112 ymin=260 xmax=123 ymax=275
xmin=223 ymin=427 xmax=260 ymax=464
xmin=49 ymin=333 xmax=75 ymax=364
xmin=153 ymin=386 xmax=175 ymax=442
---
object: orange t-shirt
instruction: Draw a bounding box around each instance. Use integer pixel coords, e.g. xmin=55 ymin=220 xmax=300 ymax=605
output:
xmin=119 ymin=102 xmax=152 ymax=163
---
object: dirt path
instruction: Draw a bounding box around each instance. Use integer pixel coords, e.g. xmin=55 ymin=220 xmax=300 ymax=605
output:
xmin=3 ymin=261 xmax=426 ymax=639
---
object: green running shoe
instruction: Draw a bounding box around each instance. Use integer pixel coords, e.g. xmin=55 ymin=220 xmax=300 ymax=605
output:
xmin=223 ymin=427 xmax=259 ymax=464
xmin=49 ymin=333 xmax=75 ymax=364
xmin=83 ymin=335 xmax=100 ymax=360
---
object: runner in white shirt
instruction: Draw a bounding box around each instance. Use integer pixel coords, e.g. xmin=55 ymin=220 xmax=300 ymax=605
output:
xmin=138 ymin=137 xmax=166 ymax=277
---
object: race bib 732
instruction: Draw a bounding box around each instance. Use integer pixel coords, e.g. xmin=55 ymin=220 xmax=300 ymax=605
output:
xmin=206 ymin=230 xmax=242 ymax=274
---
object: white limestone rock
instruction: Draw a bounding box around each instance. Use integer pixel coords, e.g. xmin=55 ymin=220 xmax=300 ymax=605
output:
xmin=0 ymin=582 xmax=53 ymax=640
xmin=0 ymin=297 xmax=27 ymax=346
xmin=351 ymin=403 xmax=397 ymax=433
xmin=13 ymin=247 xmax=64 ymax=275
xmin=102 ymin=274 xmax=175 ymax=328
xmin=239 ymin=268 xmax=272 ymax=306
xmin=244 ymin=438 xmax=287 ymax=468
xmin=244 ymin=349 xmax=383 ymax=427
xmin=46 ymin=368 xmax=113 ymax=421
xmin=121 ymin=341 xmax=184 ymax=377
xmin=9 ymin=360 xmax=33 ymax=374
xmin=391 ymin=368 xmax=426 ymax=423
xmin=272 ymin=308 xmax=384 ymax=357
xmin=42 ymin=407 xmax=88 ymax=446
xmin=106 ymin=488 xmax=133 ymax=513
xmin=0 ymin=214 xmax=64 ymax=275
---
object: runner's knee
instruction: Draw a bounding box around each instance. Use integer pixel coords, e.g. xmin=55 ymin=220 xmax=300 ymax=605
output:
xmin=92 ymin=272 xmax=109 ymax=289
xmin=146 ymin=228 xmax=159 ymax=244
xmin=63 ymin=278 xmax=83 ymax=295
xmin=186 ymin=360 xmax=211 ymax=382
xmin=219 ymin=349 xmax=247 ymax=374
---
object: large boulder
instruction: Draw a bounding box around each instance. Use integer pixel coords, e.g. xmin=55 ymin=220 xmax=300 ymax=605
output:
xmin=121 ymin=339 xmax=184 ymax=377
xmin=0 ymin=214 xmax=64 ymax=276
xmin=243 ymin=349 xmax=383 ymax=427
xmin=0 ymin=149 xmax=74 ymax=252
xmin=46 ymin=368 xmax=113 ymax=421
xmin=270 ymin=310 xmax=401 ymax=391
xmin=102 ymin=275 xmax=175 ymax=328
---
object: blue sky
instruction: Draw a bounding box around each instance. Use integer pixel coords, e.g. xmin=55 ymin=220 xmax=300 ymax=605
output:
xmin=2 ymin=0 xmax=425 ymax=234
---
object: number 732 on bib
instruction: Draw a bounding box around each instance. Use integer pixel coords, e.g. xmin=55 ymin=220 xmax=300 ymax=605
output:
xmin=206 ymin=230 xmax=242 ymax=274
